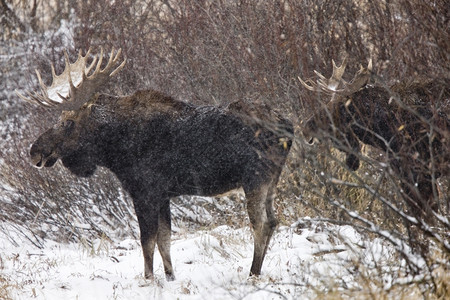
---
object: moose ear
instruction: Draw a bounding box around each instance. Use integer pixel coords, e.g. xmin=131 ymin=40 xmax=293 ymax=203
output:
xmin=87 ymin=103 xmax=110 ymax=124
xmin=346 ymin=154 xmax=360 ymax=171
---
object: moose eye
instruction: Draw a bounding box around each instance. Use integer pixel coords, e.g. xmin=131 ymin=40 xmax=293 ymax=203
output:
xmin=63 ymin=120 xmax=75 ymax=133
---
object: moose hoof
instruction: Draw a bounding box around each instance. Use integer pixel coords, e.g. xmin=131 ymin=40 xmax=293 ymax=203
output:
xmin=166 ymin=273 xmax=176 ymax=281
xmin=144 ymin=272 xmax=154 ymax=281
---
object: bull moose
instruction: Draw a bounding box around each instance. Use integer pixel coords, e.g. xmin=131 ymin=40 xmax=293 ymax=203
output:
xmin=299 ymin=59 xmax=449 ymax=221
xmin=17 ymin=48 xmax=293 ymax=280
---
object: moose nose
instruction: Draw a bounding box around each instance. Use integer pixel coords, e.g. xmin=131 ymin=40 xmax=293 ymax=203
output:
xmin=33 ymin=154 xmax=44 ymax=169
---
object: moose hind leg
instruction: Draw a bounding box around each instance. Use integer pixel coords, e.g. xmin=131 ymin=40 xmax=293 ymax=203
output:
xmin=135 ymin=204 xmax=159 ymax=280
xmin=245 ymin=182 xmax=277 ymax=276
xmin=262 ymin=181 xmax=279 ymax=257
xmin=401 ymin=172 xmax=436 ymax=223
xmin=157 ymin=200 xmax=175 ymax=281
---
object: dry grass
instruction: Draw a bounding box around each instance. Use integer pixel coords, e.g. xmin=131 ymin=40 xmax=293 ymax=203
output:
xmin=0 ymin=276 xmax=14 ymax=300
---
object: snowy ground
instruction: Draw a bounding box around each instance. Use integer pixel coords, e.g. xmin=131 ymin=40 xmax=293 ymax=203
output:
xmin=1 ymin=219 xmax=394 ymax=300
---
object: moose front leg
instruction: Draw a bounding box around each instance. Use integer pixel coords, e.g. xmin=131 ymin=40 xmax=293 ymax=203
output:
xmin=400 ymin=170 xmax=437 ymax=223
xmin=339 ymin=131 xmax=361 ymax=171
xmin=134 ymin=202 xmax=160 ymax=280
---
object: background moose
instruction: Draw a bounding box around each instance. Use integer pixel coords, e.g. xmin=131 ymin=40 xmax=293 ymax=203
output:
xmin=299 ymin=59 xmax=449 ymax=223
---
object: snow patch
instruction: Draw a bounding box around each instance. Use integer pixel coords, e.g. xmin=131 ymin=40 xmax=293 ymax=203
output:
xmin=0 ymin=219 xmax=412 ymax=299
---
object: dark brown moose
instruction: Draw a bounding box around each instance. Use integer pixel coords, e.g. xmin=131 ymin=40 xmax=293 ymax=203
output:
xmin=17 ymin=48 xmax=293 ymax=280
xmin=299 ymin=59 xmax=449 ymax=221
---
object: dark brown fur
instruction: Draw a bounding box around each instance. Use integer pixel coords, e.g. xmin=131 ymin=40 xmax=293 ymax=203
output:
xmin=303 ymin=78 xmax=449 ymax=220
xmin=30 ymin=89 xmax=293 ymax=280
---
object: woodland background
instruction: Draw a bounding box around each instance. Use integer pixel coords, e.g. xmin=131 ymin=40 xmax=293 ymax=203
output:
xmin=1 ymin=0 xmax=449 ymax=298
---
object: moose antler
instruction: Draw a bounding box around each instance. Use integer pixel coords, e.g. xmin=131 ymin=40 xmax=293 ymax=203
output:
xmin=16 ymin=47 xmax=126 ymax=111
xmin=298 ymin=58 xmax=373 ymax=143
xmin=299 ymin=58 xmax=373 ymax=97
xmin=299 ymin=57 xmax=348 ymax=94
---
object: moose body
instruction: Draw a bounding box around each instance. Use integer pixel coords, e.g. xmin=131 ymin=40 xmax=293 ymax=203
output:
xmin=20 ymin=49 xmax=293 ymax=280
xmin=301 ymin=61 xmax=449 ymax=219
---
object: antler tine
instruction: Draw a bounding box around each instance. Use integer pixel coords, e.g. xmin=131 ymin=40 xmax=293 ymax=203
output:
xmin=50 ymin=62 xmax=57 ymax=78
xmin=106 ymin=47 xmax=116 ymax=70
xmin=113 ymin=48 xmax=122 ymax=62
xmin=82 ymin=47 xmax=97 ymax=75
xmin=35 ymin=70 xmax=48 ymax=98
xmin=15 ymin=89 xmax=40 ymax=105
xmin=332 ymin=57 xmax=347 ymax=81
xmin=298 ymin=77 xmax=318 ymax=92
xmin=63 ymin=49 xmax=77 ymax=103
xmin=110 ymin=49 xmax=127 ymax=76
xmin=341 ymin=58 xmax=373 ymax=95
xmin=91 ymin=47 xmax=104 ymax=77
xmin=313 ymin=70 xmax=327 ymax=81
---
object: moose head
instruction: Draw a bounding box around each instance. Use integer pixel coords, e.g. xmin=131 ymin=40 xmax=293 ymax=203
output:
xmin=17 ymin=48 xmax=126 ymax=177
xmin=299 ymin=58 xmax=372 ymax=170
